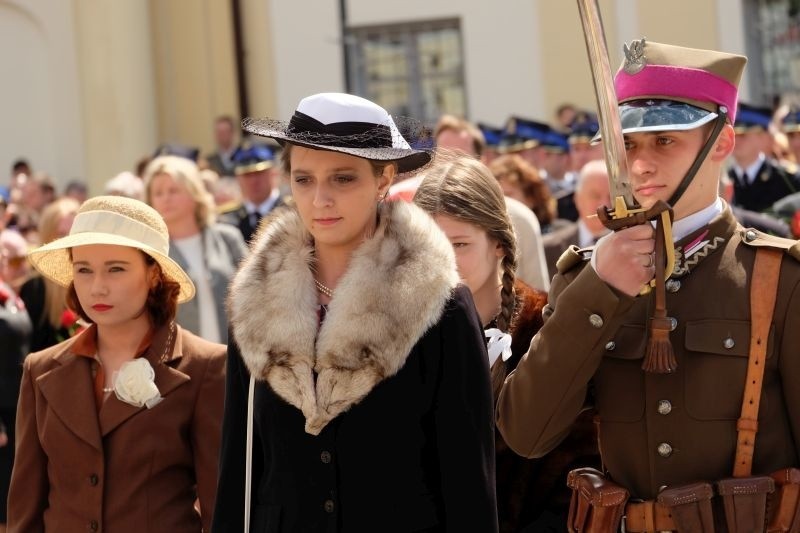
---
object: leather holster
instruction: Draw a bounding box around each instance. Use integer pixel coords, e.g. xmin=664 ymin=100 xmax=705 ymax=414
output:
xmin=716 ymin=475 xmax=774 ymax=533
xmin=656 ymin=481 xmax=715 ymax=532
xmin=566 ymin=467 xmax=629 ymax=533
xmin=767 ymin=468 xmax=800 ymax=533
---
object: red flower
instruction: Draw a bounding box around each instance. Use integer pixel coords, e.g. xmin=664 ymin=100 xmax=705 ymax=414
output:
xmin=0 ymin=286 xmax=10 ymax=306
xmin=60 ymin=308 xmax=78 ymax=329
xmin=792 ymin=211 xmax=800 ymax=239
xmin=59 ymin=309 xmax=85 ymax=340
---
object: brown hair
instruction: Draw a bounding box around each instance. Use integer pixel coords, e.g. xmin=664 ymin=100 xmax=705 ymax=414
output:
xmin=488 ymin=154 xmax=556 ymax=226
xmin=414 ymin=156 xmax=518 ymax=333
xmin=279 ymin=143 xmax=396 ymax=179
xmin=434 ymin=115 xmax=486 ymax=157
xmin=66 ymin=252 xmax=181 ymax=328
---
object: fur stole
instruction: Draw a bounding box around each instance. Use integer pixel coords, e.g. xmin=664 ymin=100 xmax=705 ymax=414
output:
xmin=229 ymin=201 xmax=459 ymax=435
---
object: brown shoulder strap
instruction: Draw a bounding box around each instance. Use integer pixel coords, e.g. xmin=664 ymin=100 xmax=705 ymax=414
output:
xmin=733 ymin=247 xmax=783 ymax=477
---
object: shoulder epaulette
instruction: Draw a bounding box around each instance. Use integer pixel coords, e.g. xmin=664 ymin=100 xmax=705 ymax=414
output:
xmin=555 ymin=244 xmax=593 ymax=274
xmin=741 ymin=227 xmax=800 ymax=262
xmin=217 ymin=201 xmax=243 ymax=215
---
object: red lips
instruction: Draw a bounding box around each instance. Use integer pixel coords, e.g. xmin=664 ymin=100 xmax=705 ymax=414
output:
xmin=92 ymin=304 xmax=113 ymax=311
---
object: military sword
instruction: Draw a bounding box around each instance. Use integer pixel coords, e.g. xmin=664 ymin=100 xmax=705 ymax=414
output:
xmin=575 ymin=0 xmax=675 ymax=282
xmin=576 ymin=0 xmax=678 ymax=373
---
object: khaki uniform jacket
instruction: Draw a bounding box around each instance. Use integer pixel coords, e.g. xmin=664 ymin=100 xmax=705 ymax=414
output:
xmin=497 ymin=206 xmax=800 ymax=499
xmin=7 ymin=323 xmax=226 ymax=533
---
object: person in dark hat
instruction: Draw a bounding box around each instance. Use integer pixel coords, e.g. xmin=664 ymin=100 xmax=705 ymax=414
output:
xmin=501 ymin=116 xmax=548 ymax=169
xmin=781 ymin=107 xmax=800 ymax=164
xmin=540 ymin=129 xmax=578 ymax=221
xmin=729 ymin=102 xmax=800 ymax=212
xmin=477 ymin=122 xmax=504 ymax=164
xmin=153 ymin=143 xmax=201 ymax=162
xmin=567 ymin=111 xmax=604 ymax=175
xmin=213 ymin=92 xmax=497 ymax=533
xmin=218 ymin=143 xmax=285 ymax=245
xmin=498 ymin=39 xmax=800 ymax=532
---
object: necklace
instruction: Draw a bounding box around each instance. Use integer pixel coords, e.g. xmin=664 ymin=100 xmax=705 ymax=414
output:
xmin=314 ymin=279 xmax=334 ymax=298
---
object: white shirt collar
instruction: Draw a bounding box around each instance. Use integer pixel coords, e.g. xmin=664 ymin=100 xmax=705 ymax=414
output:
xmin=671 ymin=197 xmax=724 ymax=242
xmin=244 ymin=188 xmax=280 ymax=217
xmin=733 ymin=152 xmax=766 ymax=185
xmin=577 ymin=219 xmax=608 ymax=247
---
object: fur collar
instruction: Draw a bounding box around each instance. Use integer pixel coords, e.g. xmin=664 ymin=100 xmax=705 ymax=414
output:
xmin=229 ymin=200 xmax=459 ymax=434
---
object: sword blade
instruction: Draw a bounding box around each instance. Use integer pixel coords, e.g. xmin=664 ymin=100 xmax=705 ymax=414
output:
xmin=576 ymin=0 xmax=638 ymax=209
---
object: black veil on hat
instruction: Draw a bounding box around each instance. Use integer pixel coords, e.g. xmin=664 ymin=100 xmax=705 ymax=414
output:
xmin=242 ymin=93 xmax=432 ymax=174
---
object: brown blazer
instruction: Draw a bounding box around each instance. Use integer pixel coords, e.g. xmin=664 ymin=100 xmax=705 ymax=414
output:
xmin=7 ymin=323 xmax=226 ymax=533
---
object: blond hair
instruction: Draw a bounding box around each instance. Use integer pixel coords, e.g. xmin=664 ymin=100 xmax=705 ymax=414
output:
xmin=37 ymin=197 xmax=80 ymax=330
xmin=434 ymin=115 xmax=486 ymax=157
xmin=143 ymin=155 xmax=216 ymax=229
xmin=414 ymin=155 xmax=517 ymax=333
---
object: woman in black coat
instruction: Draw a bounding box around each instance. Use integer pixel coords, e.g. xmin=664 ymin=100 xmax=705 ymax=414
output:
xmin=212 ymin=93 xmax=497 ymax=533
xmin=0 ymin=278 xmax=32 ymax=528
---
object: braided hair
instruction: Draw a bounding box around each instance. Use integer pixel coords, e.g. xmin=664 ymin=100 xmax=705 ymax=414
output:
xmin=414 ymin=153 xmax=518 ymax=333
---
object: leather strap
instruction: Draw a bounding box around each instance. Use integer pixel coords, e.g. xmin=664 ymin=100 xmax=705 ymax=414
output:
xmin=625 ymin=500 xmax=676 ymax=532
xmin=733 ymin=247 xmax=783 ymax=478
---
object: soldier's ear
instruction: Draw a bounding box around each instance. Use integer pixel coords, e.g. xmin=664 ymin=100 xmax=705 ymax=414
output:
xmin=710 ymin=124 xmax=736 ymax=162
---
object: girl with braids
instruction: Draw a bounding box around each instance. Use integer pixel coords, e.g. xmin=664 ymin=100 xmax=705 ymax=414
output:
xmin=415 ymin=155 xmax=600 ymax=532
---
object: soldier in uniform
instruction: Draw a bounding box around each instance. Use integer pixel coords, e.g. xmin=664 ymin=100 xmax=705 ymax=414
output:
xmin=781 ymin=107 xmax=800 ymax=164
xmin=497 ymin=39 xmax=800 ymax=529
xmin=729 ymin=103 xmax=800 ymax=212
xmin=218 ymin=143 xmax=285 ymax=244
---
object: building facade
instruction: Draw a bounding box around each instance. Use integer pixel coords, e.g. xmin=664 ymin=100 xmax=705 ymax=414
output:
xmin=1 ymin=0 xmax=796 ymax=193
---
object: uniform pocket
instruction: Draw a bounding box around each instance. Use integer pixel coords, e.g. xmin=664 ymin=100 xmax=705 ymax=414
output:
xmin=594 ymin=324 xmax=646 ymax=422
xmin=684 ymin=319 xmax=774 ymax=420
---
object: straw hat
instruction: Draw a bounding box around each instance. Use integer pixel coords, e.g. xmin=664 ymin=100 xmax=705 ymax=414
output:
xmin=27 ymin=195 xmax=195 ymax=303
xmin=242 ymin=92 xmax=432 ymax=174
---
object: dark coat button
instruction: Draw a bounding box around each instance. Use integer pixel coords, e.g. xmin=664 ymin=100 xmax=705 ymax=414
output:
xmin=324 ymin=499 xmax=335 ymax=513
xmin=89 ymin=520 xmax=99 ymax=531
xmin=89 ymin=474 xmax=99 ymax=486
xmin=320 ymin=450 xmax=332 ymax=464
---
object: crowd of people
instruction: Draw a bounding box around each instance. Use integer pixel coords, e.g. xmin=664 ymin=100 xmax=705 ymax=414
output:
xmin=1 ymin=36 xmax=800 ymax=533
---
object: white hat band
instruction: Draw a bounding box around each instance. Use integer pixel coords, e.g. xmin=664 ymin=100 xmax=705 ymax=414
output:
xmin=71 ymin=210 xmax=169 ymax=255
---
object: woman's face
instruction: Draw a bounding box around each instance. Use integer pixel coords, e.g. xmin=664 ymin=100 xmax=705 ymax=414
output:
xmin=148 ymin=172 xmax=196 ymax=227
xmin=72 ymin=245 xmax=156 ymax=328
xmin=433 ymin=214 xmax=502 ymax=296
xmin=289 ymin=146 xmax=392 ymax=253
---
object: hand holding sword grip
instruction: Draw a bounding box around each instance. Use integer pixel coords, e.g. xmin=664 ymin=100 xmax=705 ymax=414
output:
xmin=594 ymin=224 xmax=656 ymax=297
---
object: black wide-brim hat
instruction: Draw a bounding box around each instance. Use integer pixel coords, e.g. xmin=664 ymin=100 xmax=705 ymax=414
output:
xmin=242 ymin=93 xmax=432 ymax=174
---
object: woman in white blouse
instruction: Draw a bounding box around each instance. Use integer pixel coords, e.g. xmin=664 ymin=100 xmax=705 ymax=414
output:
xmin=144 ymin=155 xmax=247 ymax=343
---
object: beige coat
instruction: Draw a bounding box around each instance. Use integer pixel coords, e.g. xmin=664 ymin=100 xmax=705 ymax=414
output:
xmin=7 ymin=323 xmax=225 ymax=532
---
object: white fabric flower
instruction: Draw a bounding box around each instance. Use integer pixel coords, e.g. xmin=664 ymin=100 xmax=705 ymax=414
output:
xmin=112 ymin=359 xmax=163 ymax=409
xmin=485 ymin=328 xmax=513 ymax=367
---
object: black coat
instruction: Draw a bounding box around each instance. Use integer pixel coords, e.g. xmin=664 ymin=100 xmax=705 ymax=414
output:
xmin=218 ymin=198 xmax=286 ymax=245
xmin=730 ymin=158 xmax=800 ymax=213
xmin=0 ymin=281 xmax=31 ymax=523
xmin=212 ymin=201 xmax=497 ymax=533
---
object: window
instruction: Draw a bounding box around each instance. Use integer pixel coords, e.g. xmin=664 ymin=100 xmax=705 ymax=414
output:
xmin=744 ymin=0 xmax=800 ymax=105
xmin=347 ymin=19 xmax=467 ymax=126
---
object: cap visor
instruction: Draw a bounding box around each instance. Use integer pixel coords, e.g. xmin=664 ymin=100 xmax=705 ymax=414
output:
xmin=592 ymin=100 xmax=717 ymax=142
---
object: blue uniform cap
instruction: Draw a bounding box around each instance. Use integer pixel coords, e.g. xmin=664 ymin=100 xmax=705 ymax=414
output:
xmin=233 ymin=144 xmax=276 ymax=175
xmin=781 ymin=109 xmax=800 ymax=133
xmin=734 ymin=103 xmax=772 ymax=134
xmin=153 ymin=143 xmax=200 ymax=162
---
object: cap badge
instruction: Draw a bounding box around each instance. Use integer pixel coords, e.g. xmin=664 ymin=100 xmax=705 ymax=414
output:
xmin=623 ymin=38 xmax=647 ymax=75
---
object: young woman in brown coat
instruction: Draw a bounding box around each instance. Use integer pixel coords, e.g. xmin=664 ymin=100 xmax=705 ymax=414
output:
xmin=8 ymin=196 xmax=226 ymax=532
xmin=415 ymin=156 xmax=600 ymax=532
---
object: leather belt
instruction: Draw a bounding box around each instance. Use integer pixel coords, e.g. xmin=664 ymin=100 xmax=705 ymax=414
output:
xmin=624 ymin=500 xmax=676 ymax=532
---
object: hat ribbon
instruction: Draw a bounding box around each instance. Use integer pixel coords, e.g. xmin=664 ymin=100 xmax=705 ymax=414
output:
xmin=287 ymin=111 xmax=393 ymax=148
xmin=70 ymin=211 xmax=168 ymax=255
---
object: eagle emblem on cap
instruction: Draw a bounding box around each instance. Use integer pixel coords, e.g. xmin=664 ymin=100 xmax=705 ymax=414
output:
xmin=623 ymin=38 xmax=647 ymax=75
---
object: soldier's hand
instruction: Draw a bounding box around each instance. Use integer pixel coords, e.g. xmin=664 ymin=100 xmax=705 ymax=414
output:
xmin=594 ymin=224 xmax=655 ymax=297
